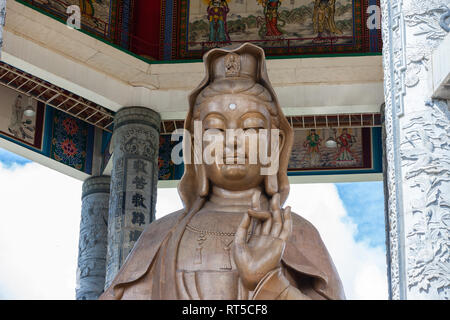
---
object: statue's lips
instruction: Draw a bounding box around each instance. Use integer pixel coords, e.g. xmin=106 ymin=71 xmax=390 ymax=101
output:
xmin=220 ymin=161 xmax=248 ymax=180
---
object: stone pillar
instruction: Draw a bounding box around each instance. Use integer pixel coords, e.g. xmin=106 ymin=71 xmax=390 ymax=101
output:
xmin=76 ymin=175 xmax=111 ymax=300
xmin=381 ymin=0 xmax=449 ymax=299
xmin=105 ymin=106 xmax=161 ymax=289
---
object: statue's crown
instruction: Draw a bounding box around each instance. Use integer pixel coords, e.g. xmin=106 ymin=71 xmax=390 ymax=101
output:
xmin=210 ymin=51 xmax=258 ymax=82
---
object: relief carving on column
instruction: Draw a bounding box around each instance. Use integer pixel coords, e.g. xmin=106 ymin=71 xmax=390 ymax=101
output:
xmin=78 ymin=197 xmax=109 ymax=273
xmin=381 ymin=0 xmax=450 ymax=299
xmin=120 ymin=128 xmax=158 ymax=158
xmin=403 ymin=1 xmax=450 ymax=88
xmin=381 ymin=0 xmax=406 ymax=300
xmin=400 ymin=100 xmax=450 ymax=298
xmin=77 ymin=176 xmax=110 ymax=300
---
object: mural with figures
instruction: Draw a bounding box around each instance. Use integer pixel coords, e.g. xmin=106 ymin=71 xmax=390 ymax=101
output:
xmin=23 ymin=0 xmax=117 ymax=38
xmin=181 ymin=0 xmax=365 ymax=57
xmin=288 ymin=127 xmax=372 ymax=171
xmin=0 ymin=85 xmax=44 ymax=150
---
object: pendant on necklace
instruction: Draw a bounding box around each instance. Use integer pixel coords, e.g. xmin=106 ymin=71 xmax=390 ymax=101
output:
xmin=220 ymin=238 xmax=234 ymax=270
xmin=194 ymin=232 xmax=207 ymax=265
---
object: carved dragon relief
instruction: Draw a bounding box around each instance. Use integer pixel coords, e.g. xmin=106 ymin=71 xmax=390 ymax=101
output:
xmin=403 ymin=1 xmax=450 ymax=88
xmin=400 ymin=100 xmax=450 ymax=298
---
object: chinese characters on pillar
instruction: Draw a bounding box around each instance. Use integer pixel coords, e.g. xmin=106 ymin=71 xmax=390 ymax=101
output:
xmin=122 ymin=158 xmax=153 ymax=258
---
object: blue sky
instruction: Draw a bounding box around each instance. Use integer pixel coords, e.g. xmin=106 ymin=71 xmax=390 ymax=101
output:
xmin=0 ymin=148 xmax=31 ymax=167
xmin=0 ymin=147 xmax=388 ymax=299
xmin=336 ymin=182 xmax=386 ymax=249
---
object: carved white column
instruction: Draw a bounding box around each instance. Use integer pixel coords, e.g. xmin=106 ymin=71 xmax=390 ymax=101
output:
xmin=76 ymin=175 xmax=111 ymax=300
xmin=381 ymin=0 xmax=449 ymax=299
xmin=105 ymin=106 xmax=161 ymax=290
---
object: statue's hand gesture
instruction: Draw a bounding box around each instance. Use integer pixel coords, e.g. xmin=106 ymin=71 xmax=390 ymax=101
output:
xmin=233 ymin=191 xmax=292 ymax=291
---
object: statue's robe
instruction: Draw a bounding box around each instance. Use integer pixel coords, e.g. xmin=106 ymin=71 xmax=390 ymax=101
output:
xmin=100 ymin=200 xmax=345 ymax=300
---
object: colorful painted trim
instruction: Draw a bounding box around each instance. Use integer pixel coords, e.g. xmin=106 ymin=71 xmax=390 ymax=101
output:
xmin=49 ymin=108 xmax=94 ymax=174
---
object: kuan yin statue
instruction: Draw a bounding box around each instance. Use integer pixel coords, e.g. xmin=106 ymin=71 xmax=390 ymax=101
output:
xmin=100 ymin=43 xmax=345 ymax=300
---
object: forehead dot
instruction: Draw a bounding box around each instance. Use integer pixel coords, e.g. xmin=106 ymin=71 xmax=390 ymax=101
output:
xmin=229 ymin=103 xmax=237 ymax=110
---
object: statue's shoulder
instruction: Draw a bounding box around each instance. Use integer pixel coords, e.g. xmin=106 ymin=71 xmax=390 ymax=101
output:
xmin=141 ymin=208 xmax=185 ymax=237
xmin=285 ymin=211 xmax=346 ymax=300
xmin=289 ymin=210 xmax=322 ymax=240
xmin=129 ymin=208 xmax=186 ymax=257
xmin=152 ymin=209 xmax=185 ymax=226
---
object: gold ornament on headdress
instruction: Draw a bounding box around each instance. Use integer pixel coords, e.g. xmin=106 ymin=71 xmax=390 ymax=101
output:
xmin=224 ymin=53 xmax=241 ymax=77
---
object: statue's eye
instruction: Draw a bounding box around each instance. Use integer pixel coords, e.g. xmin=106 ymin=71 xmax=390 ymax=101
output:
xmin=243 ymin=127 xmax=263 ymax=132
xmin=242 ymin=117 xmax=266 ymax=131
xmin=204 ymin=116 xmax=225 ymax=131
xmin=208 ymin=128 xmax=225 ymax=133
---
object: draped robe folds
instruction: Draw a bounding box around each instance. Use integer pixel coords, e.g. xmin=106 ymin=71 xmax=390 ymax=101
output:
xmin=100 ymin=199 xmax=345 ymax=300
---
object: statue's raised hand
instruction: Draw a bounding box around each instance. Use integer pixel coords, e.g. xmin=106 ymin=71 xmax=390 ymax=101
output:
xmin=233 ymin=191 xmax=292 ymax=291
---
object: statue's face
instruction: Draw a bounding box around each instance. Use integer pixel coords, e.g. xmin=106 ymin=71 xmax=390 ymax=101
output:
xmin=195 ymin=93 xmax=278 ymax=191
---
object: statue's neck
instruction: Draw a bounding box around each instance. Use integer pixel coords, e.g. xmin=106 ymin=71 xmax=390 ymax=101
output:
xmin=202 ymin=185 xmax=268 ymax=213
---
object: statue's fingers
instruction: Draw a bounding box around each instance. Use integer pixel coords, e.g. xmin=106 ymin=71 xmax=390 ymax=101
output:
xmin=270 ymin=193 xmax=282 ymax=237
xmin=270 ymin=192 xmax=281 ymax=211
xmin=261 ymin=215 xmax=272 ymax=235
xmin=279 ymin=206 xmax=292 ymax=241
xmin=251 ymin=189 xmax=262 ymax=210
xmin=236 ymin=212 xmax=251 ymax=246
xmin=254 ymin=221 xmax=262 ymax=236
xmin=247 ymin=209 xmax=271 ymax=221
xmin=271 ymin=219 xmax=282 ymax=237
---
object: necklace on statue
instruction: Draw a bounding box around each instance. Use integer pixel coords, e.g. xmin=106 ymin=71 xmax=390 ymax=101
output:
xmin=186 ymin=224 xmax=252 ymax=270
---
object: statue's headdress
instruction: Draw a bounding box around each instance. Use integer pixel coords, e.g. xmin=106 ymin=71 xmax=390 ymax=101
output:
xmin=178 ymin=43 xmax=294 ymax=211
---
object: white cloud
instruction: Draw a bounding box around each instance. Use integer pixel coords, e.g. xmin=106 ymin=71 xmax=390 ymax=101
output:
xmin=0 ymin=162 xmax=82 ymax=299
xmin=285 ymin=184 xmax=388 ymax=300
xmin=0 ymin=162 xmax=388 ymax=300
xmin=155 ymin=188 xmax=183 ymax=220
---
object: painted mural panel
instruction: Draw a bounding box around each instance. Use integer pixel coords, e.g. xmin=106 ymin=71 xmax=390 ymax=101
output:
xmin=0 ymin=85 xmax=44 ymax=150
xmin=154 ymin=127 xmax=374 ymax=180
xmin=50 ymin=108 xmax=94 ymax=173
xmin=22 ymin=0 xmax=117 ymax=38
xmin=179 ymin=0 xmax=368 ymax=58
xmin=288 ymin=127 xmax=372 ymax=171
xmin=158 ymin=134 xmax=184 ymax=180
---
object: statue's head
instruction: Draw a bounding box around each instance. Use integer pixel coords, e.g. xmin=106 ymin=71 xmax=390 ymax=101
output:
xmin=178 ymin=43 xmax=293 ymax=211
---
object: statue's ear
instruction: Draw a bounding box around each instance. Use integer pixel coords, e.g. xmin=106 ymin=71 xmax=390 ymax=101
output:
xmin=279 ymin=129 xmax=285 ymax=154
xmin=264 ymin=129 xmax=285 ymax=196
xmin=193 ymin=134 xmax=209 ymax=197
xmin=196 ymin=163 xmax=209 ymax=197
